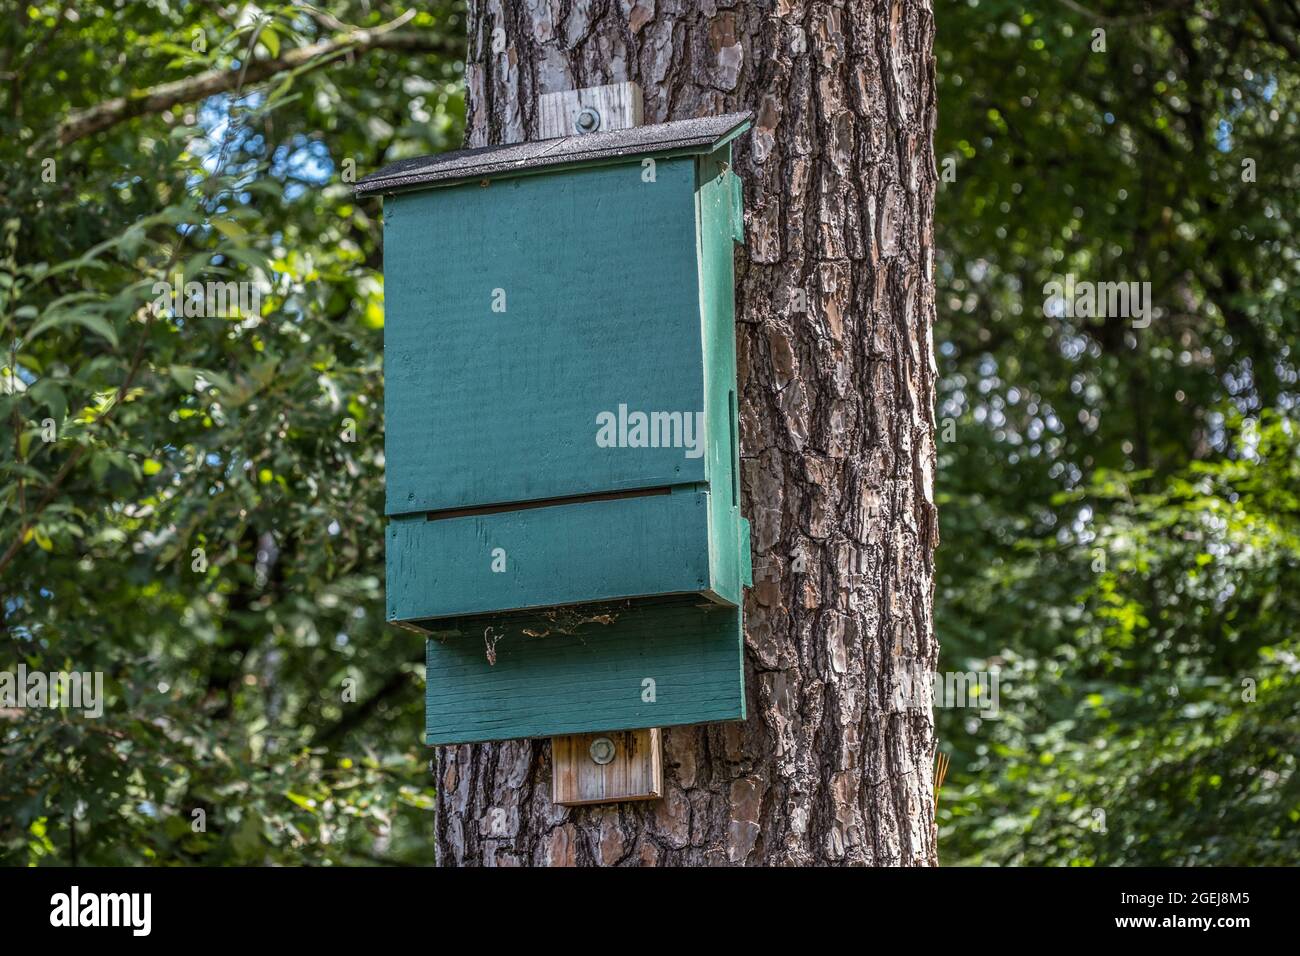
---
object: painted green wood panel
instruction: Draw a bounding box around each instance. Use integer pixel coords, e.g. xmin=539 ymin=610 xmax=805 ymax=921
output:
xmin=384 ymin=156 xmax=708 ymax=518
xmin=423 ymin=600 xmax=744 ymax=744
xmin=387 ymin=488 xmax=741 ymax=623
xmin=740 ymin=516 xmax=753 ymax=587
xmin=696 ymin=146 xmax=745 ymax=607
xmin=729 ymin=167 xmax=745 ymax=243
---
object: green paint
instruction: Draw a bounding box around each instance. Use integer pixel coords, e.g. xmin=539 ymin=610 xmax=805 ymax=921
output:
xmin=423 ymin=599 xmax=744 ymax=745
xmin=388 ymin=489 xmax=733 ymax=622
xmin=379 ymin=130 xmax=752 ymax=742
xmin=696 ymin=146 xmax=745 ymax=610
xmin=384 ymin=158 xmax=704 ymax=516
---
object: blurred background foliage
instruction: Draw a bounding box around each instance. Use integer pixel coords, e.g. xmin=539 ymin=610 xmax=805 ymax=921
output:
xmin=0 ymin=0 xmax=1296 ymax=865
xmin=1 ymin=0 xmax=465 ymax=865
xmin=934 ymin=0 xmax=1300 ymax=864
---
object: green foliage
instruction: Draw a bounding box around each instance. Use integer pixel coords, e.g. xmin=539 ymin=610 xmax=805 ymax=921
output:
xmin=1 ymin=1 xmax=464 ymax=865
xmin=935 ymin=2 xmax=1300 ymax=864
xmin=939 ymin=417 xmax=1300 ymax=864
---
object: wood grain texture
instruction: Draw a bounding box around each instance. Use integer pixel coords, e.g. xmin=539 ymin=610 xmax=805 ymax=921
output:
xmin=424 ymin=601 xmax=744 ymax=744
xmin=697 ymin=146 xmax=745 ymax=622
xmin=388 ymin=488 xmax=736 ymax=623
xmin=383 ymin=156 xmax=705 ymax=517
xmin=552 ymin=729 xmax=663 ymax=806
xmin=439 ymin=0 xmax=940 ymax=867
xmin=382 ymin=145 xmax=749 ymax=625
xmin=537 ymin=81 xmax=644 ymax=139
xmin=538 ymin=85 xmax=665 ymax=809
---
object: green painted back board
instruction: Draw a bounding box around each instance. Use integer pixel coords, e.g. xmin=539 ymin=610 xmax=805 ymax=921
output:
xmin=383 ymin=157 xmax=707 ymax=517
xmin=359 ymin=113 xmax=755 ymax=743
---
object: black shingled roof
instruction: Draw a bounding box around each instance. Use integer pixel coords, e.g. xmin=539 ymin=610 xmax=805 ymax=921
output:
xmin=354 ymin=111 xmax=753 ymax=197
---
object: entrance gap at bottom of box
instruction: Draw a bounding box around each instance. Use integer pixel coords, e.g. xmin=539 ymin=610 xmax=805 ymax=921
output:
xmin=424 ymin=485 xmax=676 ymax=522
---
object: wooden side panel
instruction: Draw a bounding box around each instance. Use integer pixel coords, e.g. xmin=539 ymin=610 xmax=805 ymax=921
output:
xmin=383 ymin=158 xmax=707 ymax=517
xmin=424 ymin=601 xmax=744 ymax=744
xmin=387 ymin=489 xmax=729 ymax=623
xmin=696 ymin=148 xmax=745 ymax=606
xmin=740 ymin=516 xmax=753 ymax=587
xmin=729 ymin=166 xmax=745 ymax=243
xmin=551 ymin=728 xmax=662 ymax=806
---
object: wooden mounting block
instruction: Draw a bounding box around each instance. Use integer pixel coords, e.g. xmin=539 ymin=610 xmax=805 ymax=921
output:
xmin=552 ymin=728 xmax=663 ymax=807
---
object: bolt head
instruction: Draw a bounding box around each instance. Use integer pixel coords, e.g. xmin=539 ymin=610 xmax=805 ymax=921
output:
xmin=575 ymin=107 xmax=601 ymax=135
xmin=589 ymin=736 xmax=616 ymax=765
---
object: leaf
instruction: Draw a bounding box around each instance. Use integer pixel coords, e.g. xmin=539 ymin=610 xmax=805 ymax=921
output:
xmin=170 ymin=365 xmax=200 ymax=391
xmin=222 ymin=246 xmax=275 ymax=280
xmin=212 ymin=219 xmax=249 ymax=244
xmin=259 ymin=26 xmax=281 ymax=59
xmin=230 ymin=812 xmax=265 ymax=861
xmin=23 ymin=307 xmax=119 ymax=347
xmin=196 ymin=368 xmax=237 ymax=396
xmin=27 ymin=379 xmax=67 ymax=424
xmin=284 ymin=792 xmax=317 ymax=813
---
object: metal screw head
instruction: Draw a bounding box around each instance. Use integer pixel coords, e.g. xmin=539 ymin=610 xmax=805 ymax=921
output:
xmin=589 ymin=736 xmax=616 ymax=765
xmin=574 ymin=106 xmax=601 ymax=135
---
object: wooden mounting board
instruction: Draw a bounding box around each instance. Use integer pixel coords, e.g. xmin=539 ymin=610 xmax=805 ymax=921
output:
xmin=552 ymin=728 xmax=662 ymax=806
xmin=538 ymin=81 xmax=644 ymax=139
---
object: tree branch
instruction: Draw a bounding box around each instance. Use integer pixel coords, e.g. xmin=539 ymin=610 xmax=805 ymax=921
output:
xmin=53 ymin=26 xmax=460 ymax=148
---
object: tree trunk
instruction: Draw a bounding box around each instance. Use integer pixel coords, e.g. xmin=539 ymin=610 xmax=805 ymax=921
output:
xmin=436 ymin=0 xmax=940 ymax=866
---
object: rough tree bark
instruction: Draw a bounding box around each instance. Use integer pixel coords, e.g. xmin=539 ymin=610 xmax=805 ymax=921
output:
xmin=436 ymin=0 xmax=940 ymax=866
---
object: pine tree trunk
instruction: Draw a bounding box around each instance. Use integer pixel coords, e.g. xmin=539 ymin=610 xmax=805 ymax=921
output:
xmin=436 ymin=0 xmax=940 ymax=866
